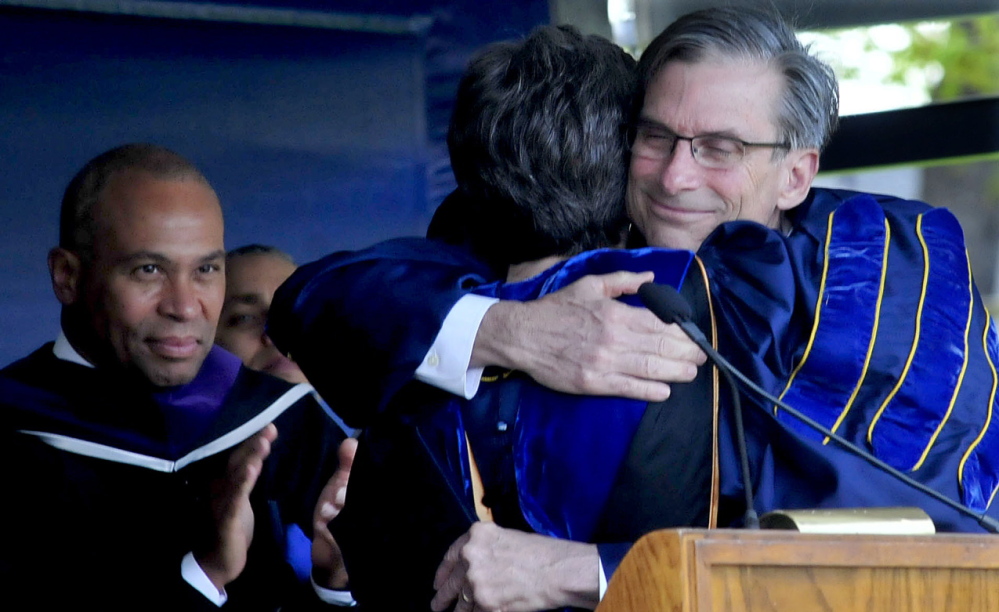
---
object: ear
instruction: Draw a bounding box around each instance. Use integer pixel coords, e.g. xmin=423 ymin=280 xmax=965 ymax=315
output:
xmin=776 ymin=148 xmax=819 ymax=212
xmin=48 ymin=247 xmax=83 ymax=306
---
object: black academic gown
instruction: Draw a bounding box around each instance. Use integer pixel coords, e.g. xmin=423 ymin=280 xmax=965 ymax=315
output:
xmin=0 ymin=344 xmax=346 ymax=611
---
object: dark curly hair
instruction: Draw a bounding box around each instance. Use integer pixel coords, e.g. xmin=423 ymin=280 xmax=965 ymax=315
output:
xmin=444 ymin=25 xmax=637 ymax=268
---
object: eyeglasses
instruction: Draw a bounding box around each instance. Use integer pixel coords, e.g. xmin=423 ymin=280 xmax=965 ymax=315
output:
xmin=630 ymin=121 xmax=790 ymax=169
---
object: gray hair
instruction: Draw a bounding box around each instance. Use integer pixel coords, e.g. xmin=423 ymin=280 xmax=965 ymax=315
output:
xmin=637 ymin=7 xmax=839 ymax=152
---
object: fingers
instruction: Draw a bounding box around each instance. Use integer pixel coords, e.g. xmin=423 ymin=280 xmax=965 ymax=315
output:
xmin=337 ymin=437 xmax=358 ymax=471
xmin=229 ymin=423 xmax=277 ymax=466
xmin=227 ymin=423 xmax=277 ymax=496
xmin=311 ymin=523 xmax=349 ymax=589
xmin=581 ymin=333 xmax=705 ymax=402
xmin=559 ymin=271 xmax=656 ymax=301
xmin=599 ymin=307 xmax=706 ymax=363
xmin=313 ymin=483 xmax=341 ymax=546
xmin=550 ymin=305 xmax=705 ymax=398
xmin=313 ymin=483 xmax=344 ymax=538
xmin=433 ymin=529 xmax=469 ymax=589
xmin=661 ymin=323 xmax=708 ymax=365
xmin=311 ymin=520 xmax=348 ymax=588
xmin=432 ymin=523 xmax=597 ymax=612
xmin=199 ymin=424 xmax=277 ymax=588
xmin=312 ymin=437 xmax=357 ymax=589
xmin=431 ymin=530 xmax=472 ymax=611
xmin=624 ymin=325 xmax=707 ymax=378
xmin=454 ymin=590 xmax=474 ymax=612
xmin=314 ymin=437 xmax=358 ymax=531
xmin=578 ymin=374 xmax=672 ymax=403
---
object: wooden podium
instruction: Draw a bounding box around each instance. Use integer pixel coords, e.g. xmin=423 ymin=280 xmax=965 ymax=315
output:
xmin=596 ymin=529 xmax=999 ymax=611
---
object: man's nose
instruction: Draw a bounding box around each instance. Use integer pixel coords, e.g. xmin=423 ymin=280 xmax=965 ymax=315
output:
xmin=658 ymin=139 xmax=703 ymax=194
xmin=159 ymin=277 xmax=201 ymax=321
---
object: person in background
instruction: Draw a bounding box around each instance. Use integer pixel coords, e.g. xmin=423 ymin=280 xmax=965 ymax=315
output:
xmin=217 ymin=244 xmax=309 ymax=385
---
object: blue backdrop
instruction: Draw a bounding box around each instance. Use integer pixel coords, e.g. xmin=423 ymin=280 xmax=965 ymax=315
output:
xmin=0 ymin=0 xmax=548 ymax=366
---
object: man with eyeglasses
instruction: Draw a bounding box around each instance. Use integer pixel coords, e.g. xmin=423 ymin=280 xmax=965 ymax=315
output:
xmin=271 ymin=7 xmax=999 ymax=610
xmin=632 ymin=121 xmax=791 ymax=168
xmin=627 ymin=119 xmax=798 ymax=240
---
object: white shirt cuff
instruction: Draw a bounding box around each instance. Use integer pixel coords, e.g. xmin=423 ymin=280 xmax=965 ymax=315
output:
xmin=598 ymin=555 xmax=608 ymax=600
xmin=311 ymin=575 xmax=358 ymax=606
xmin=415 ymin=294 xmax=498 ymax=399
xmin=181 ymin=552 xmax=227 ymax=606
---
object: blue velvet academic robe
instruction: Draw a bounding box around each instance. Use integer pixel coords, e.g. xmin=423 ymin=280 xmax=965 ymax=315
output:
xmin=702 ymin=189 xmax=999 ymax=532
xmin=269 ymin=187 xmax=999 ymax=608
xmin=0 ymin=344 xmax=346 ymax=611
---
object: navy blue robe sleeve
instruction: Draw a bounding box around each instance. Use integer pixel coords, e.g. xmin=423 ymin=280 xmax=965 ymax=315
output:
xmin=268 ymin=237 xmax=495 ymax=428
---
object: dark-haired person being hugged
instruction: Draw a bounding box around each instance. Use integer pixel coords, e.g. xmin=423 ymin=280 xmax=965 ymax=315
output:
xmin=292 ymin=25 xmax=707 ymax=612
xmin=272 ymin=7 xmax=999 ymax=612
xmin=0 ymin=144 xmax=353 ymax=610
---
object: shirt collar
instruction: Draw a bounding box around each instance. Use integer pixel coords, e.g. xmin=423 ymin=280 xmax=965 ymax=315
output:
xmin=53 ymin=330 xmax=95 ymax=368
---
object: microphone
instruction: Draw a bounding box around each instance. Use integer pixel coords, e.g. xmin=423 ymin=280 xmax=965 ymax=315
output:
xmin=637 ymin=282 xmax=758 ymax=529
xmin=637 ymin=281 xmax=999 ymax=534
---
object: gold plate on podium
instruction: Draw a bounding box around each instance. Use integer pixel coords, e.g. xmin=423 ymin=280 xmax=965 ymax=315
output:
xmin=760 ymin=506 xmax=936 ymax=534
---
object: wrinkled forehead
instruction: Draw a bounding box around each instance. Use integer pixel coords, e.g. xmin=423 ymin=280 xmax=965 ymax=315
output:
xmin=642 ymin=58 xmax=784 ymax=137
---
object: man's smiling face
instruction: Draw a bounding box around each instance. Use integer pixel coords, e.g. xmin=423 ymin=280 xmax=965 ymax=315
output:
xmin=79 ymin=170 xmax=226 ymax=386
xmin=627 ymin=58 xmax=816 ymax=250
